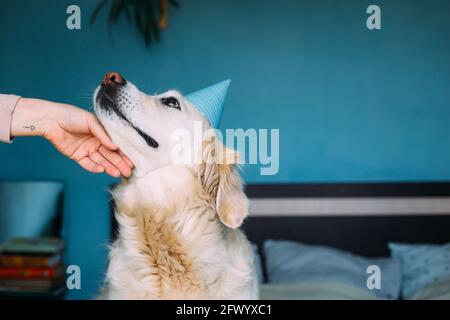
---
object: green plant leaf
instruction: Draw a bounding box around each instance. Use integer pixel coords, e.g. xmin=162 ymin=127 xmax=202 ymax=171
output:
xmin=91 ymin=0 xmax=179 ymax=47
xmin=168 ymin=0 xmax=180 ymax=8
xmin=90 ymin=0 xmax=111 ymax=24
xmin=107 ymin=0 xmax=124 ymax=30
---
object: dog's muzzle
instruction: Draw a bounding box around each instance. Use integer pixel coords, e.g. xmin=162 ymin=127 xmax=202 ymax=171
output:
xmin=95 ymin=72 xmax=159 ymax=149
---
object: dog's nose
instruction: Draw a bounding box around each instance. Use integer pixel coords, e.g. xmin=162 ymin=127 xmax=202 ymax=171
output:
xmin=102 ymin=72 xmax=126 ymax=86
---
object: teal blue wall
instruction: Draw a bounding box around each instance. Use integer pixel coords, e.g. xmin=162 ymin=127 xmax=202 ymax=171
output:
xmin=1 ymin=0 xmax=449 ymax=298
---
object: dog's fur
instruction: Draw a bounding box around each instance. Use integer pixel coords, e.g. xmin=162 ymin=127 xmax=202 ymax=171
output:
xmin=93 ymin=75 xmax=258 ymax=299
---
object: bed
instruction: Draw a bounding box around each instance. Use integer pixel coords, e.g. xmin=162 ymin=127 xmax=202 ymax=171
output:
xmin=242 ymin=182 xmax=450 ymax=300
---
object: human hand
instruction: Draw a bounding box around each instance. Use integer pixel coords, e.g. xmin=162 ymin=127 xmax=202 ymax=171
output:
xmin=11 ymin=98 xmax=133 ymax=177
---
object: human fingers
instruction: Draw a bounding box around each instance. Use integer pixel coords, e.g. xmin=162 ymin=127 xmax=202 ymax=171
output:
xmin=89 ymin=150 xmax=121 ymax=178
xmin=98 ymin=145 xmax=132 ymax=177
xmin=77 ymin=157 xmax=105 ymax=174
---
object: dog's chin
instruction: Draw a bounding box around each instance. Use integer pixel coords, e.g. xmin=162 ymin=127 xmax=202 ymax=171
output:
xmin=93 ymin=104 xmax=131 ymax=156
xmin=93 ymin=116 xmax=159 ymax=174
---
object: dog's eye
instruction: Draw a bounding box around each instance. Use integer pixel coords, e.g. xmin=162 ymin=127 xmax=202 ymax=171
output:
xmin=161 ymin=97 xmax=181 ymax=110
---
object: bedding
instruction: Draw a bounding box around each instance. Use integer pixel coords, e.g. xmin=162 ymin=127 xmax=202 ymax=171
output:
xmin=389 ymin=242 xmax=450 ymax=298
xmin=409 ymin=275 xmax=450 ymax=300
xmin=264 ymin=240 xmax=402 ymax=299
xmin=259 ymin=283 xmax=378 ymax=300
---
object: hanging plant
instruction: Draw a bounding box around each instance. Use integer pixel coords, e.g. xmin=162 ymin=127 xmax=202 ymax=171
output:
xmin=91 ymin=0 xmax=180 ymax=46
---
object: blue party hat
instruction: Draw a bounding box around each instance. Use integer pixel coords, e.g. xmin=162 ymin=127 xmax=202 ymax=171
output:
xmin=187 ymin=80 xmax=231 ymax=128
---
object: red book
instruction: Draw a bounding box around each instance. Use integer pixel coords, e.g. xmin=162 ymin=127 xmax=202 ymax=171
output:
xmin=0 ymin=254 xmax=61 ymax=268
xmin=0 ymin=265 xmax=64 ymax=279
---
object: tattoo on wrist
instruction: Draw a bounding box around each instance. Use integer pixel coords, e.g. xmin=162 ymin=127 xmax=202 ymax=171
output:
xmin=23 ymin=125 xmax=36 ymax=131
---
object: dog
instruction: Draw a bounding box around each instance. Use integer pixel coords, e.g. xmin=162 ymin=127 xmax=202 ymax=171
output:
xmin=93 ymin=72 xmax=258 ymax=299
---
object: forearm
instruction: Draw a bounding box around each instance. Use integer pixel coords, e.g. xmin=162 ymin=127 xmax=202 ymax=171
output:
xmin=0 ymin=94 xmax=21 ymax=143
xmin=10 ymin=98 xmax=59 ymax=137
xmin=3 ymin=95 xmax=132 ymax=177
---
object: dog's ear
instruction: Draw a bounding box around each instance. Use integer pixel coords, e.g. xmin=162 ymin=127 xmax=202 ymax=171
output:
xmin=199 ymin=138 xmax=248 ymax=229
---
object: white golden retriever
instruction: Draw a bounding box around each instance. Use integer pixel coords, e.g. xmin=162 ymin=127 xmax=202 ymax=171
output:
xmin=93 ymin=72 xmax=258 ymax=299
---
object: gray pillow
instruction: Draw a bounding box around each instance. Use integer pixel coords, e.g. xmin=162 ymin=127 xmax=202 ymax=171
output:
xmin=389 ymin=242 xmax=450 ymax=298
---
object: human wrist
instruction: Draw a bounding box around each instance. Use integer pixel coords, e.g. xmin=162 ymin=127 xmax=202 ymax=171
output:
xmin=10 ymin=98 xmax=59 ymax=137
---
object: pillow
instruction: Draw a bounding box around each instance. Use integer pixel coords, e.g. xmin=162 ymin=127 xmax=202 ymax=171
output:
xmin=252 ymin=243 xmax=264 ymax=284
xmin=388 ymin=242 xmax=450 ymax=298
xmin=264 ymin=240 xmax=402 ymax=299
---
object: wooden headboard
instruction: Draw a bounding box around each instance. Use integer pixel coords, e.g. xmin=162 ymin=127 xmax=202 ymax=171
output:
xmin=242 ymin=182 xmax=450 ymax=257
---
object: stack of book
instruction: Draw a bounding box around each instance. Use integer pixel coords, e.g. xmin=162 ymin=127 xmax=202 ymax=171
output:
xmin=0 ymin=238 xmax=65 ymax=298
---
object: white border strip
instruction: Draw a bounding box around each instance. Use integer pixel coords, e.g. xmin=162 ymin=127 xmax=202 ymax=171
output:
xmin=249 ymin=197 xmax=450 ymax=216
